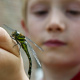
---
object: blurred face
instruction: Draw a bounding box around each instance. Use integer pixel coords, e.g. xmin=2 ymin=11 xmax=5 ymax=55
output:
xmin=26 ymin=0 xmax=80 ymax=68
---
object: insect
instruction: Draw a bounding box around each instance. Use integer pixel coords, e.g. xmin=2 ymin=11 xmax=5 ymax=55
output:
xmin=3 ymin=24 xmax=43 ymax=79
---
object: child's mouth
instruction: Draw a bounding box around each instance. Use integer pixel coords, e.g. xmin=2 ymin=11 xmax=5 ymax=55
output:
xmin=44 ymin=40 xmax=66 ymax=47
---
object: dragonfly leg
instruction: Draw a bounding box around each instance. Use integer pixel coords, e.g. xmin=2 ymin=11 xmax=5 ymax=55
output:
xmin=10 ymin=35 xmax=14 ymax=39
xmin=13 ymin=40 xmax=21 ymax=55
xmin=10 ymin=36 xmax=21 ymax=55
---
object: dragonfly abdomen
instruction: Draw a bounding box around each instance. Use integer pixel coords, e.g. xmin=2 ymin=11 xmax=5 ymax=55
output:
xmin=21 ymin=42 xmax=32 ymax=79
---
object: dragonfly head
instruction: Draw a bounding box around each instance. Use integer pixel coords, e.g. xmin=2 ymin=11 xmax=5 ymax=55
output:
xmin=12 ymin=30 xmax=20 ymax=37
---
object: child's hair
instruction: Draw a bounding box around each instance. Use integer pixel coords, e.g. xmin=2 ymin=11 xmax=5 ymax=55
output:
xmin=22 ymin=0 xmax=28 ymax=23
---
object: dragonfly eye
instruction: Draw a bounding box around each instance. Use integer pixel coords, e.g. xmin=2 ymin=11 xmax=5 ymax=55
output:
xmin=12 ymin=33 xmax=15 ymax=36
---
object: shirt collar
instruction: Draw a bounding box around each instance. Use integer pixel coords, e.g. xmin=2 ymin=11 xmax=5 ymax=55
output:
xmin=71 ymin=72 xmax=80 ymax=80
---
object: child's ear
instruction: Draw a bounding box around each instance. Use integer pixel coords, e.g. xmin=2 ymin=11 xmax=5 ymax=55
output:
xmin=21 ymin=20 xmax=29 ymax=36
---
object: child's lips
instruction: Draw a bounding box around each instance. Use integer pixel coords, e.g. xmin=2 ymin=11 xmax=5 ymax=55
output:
xmin=44 ymin=40 xmax=67 ymax=47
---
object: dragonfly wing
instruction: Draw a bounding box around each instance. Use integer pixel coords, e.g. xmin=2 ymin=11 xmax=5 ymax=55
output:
xmin=26 ymin=41 xmax=41 ymax=67
xmin=26 ymin=37 xmax=43 ymax=51
xmin=3 ymin=24 xmax=16 ymax=32
xmin=3 ymin=24 xmax=17 ymax=35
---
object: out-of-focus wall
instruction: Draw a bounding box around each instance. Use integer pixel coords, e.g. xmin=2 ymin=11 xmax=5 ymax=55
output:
xmin=0 ymin=0 xmax=23 ymax=32
xmin=0 ymin=0 xmax=37 ymax=80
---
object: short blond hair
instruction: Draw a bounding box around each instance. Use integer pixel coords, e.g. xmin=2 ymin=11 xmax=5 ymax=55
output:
xmin=22 ymin=0 xmax=28 ymax=23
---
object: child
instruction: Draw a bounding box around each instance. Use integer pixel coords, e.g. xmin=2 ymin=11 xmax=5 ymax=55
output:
xmin=21 ymin=0 xmax=80 ymax=80
xmin=0 ymin=0 xmax=80 ymax=80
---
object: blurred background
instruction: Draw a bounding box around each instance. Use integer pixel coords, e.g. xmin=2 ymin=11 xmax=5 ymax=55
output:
xmin=0 ymin=0 xmax=43 ymax=80
xmin=0 ymin=0 xmax=22 ymax=32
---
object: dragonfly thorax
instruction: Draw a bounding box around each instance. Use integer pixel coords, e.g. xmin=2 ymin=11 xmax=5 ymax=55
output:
xmin=12 ymin=30 xmax=26 ymax=42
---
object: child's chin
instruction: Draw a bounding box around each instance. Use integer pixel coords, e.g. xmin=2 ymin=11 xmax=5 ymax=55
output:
xmin=42 ymin=57 xmax=80 ymax=68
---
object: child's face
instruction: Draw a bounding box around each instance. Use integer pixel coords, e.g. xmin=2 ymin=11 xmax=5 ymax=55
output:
xmin=26 ymin=0 xmax=80 ymax=67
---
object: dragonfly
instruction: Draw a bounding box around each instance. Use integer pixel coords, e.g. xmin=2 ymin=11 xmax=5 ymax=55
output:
xmin=3 ymin=24 xmax=43 ymax=79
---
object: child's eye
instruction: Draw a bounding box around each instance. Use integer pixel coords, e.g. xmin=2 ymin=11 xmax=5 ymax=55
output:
xmin=30 ymin=4 xmax=49 ymax=17
xmin=66 ymin=10 xmax=80 ymax=16
xmin=33 ymin=10 xmax=48 ymax=16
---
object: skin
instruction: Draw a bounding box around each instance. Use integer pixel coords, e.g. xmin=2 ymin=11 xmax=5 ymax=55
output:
xmin=22 ymin=0 xmax=80 ymax=80
xmin=0 ymin=0 xmax=80 ymax=80
xmin=0 ymin=27 xmax=28 ymax=80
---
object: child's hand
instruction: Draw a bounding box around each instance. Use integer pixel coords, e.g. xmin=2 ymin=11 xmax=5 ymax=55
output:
xmin=0 ymin=27 xmax=29 ymax=80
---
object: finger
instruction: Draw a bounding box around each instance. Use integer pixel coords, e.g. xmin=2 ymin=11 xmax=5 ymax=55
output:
xmin=0 ymin=27 xmax=20 ymax=57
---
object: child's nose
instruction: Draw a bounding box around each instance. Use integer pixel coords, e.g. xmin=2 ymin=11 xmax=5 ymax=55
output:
xmin=46 ymin=11 xmax=66 ymax=33
xmin=46 ymin=22 xmax=65 ymax=32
